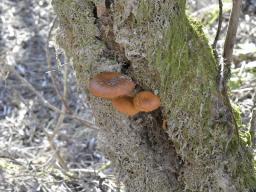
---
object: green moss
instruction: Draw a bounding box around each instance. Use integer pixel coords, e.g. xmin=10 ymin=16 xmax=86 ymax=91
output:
xmin=231 ymin=102 xmax=243 ymax=127
xmin=136 ymin=0 xmax=153 ymax=24
xmin=153 ymin=14 xmax=217 ymax=112
xmin=234 ymin=151 xmax=256 ymax=189
xmin=146 ymin=5 xmax=256 ymax=190
xmin=231 ymin=101 xmax=253 ymax=147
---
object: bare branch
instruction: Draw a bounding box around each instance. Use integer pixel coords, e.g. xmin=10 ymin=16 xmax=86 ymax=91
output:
xmin=45 ymin=65 xmax=67 ymax=169
xmin=50 ymin=53 xmax=69 ymax=140
xmin=46 ymin=17 xmax=71 ymax=113
xmin=212 ymin=0 xmax=223 ymax=50
xmin=218 ymin=0 xmax=242 ymax=92
xmin=223 ymin=0 xmax=242 ymax=66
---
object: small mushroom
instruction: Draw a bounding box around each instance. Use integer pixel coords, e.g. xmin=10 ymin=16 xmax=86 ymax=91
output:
xmin=133 ymin=91 xmax=160 ymax=112
xmin=112 ymin=96 xmax=139 ymax=116
xmin=89 ymin=72 xmax=135 ymax=99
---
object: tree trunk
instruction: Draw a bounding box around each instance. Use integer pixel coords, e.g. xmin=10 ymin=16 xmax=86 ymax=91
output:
xmin=52 ymin=0 xmax=256 ymax=191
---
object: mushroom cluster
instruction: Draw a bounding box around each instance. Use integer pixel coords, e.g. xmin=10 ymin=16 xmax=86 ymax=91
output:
xmin=89 ymin=72 xmax=160 ymax=116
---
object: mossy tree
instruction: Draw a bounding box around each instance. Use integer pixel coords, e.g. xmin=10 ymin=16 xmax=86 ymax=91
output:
xmin=52 ymin=0 xmax=256 ymax=191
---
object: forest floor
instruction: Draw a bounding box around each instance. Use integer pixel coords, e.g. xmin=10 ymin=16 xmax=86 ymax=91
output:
xmin=0 ymin=0 xmax=255 ymax=191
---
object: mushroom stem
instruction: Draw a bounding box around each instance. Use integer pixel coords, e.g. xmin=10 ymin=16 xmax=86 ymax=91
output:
xmin=112 ymin=96 xmax=139 ymax=116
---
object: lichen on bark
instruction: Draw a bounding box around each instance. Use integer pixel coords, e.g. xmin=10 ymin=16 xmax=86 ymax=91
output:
xmin=52 ymin=0 xmax=256 ymax=191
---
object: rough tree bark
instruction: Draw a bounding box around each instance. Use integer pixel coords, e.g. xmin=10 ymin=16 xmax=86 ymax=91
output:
xmin=52 ymin=0 xmax=256 ymax=191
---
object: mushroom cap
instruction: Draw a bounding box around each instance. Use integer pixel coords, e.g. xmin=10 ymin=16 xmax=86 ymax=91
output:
xmin=112 ymin=96 xmax=139 ymax=116
xmin=133 ymin=91 xmax=160 ymax=112
xmin=89 ymin=72 xmax=135 ymax=99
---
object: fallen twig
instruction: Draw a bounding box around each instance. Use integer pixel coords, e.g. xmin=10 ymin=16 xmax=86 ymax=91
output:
xmin=46 ymin=59 xmax=69 ymax=169
xmin=7 ymin=65 xmax=98 ymax=130
xmin=51 ymin=59 xmax=69 ymax=139
xmin=44 ymin=129 xmax=67 ymax=170
xmin=46 ymin=17 xmax=71 ymax=113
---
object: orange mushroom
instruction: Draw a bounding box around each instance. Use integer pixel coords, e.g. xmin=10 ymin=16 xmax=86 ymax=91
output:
xmin=89 ymin=72 xmax=160 ymax=116
xmin=112 ymin=96 xmax=139 ymax=116
xmin=89 ymin=72 xmax=135 ymax=99
xmin=133 ymin=91 xmax=160 ymax=112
